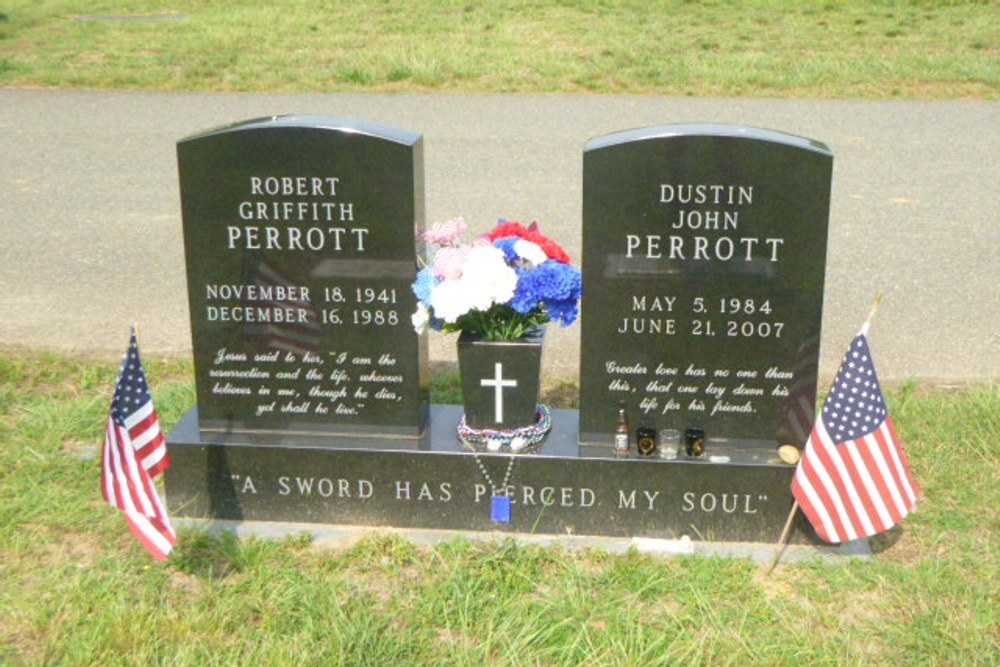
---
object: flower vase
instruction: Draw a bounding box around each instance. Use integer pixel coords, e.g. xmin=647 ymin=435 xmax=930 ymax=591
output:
xmin=457 ymin=329 xmax=544 ymax=430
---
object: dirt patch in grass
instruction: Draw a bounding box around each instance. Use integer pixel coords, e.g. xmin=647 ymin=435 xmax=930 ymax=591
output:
xmin=61 ymin=438 xmax=99 ymax=457
xmin=434 ymin=626 xmax=468 ymax=645
xmin=754 ymin=569 xmax=798 ymax=599
xmin=166 ymin=569 xmax=204 ymax=600
xmin=23 ymin=528 xmax=108 ymax=570
xmin=0 ymin=620 xmax=42 ymax=666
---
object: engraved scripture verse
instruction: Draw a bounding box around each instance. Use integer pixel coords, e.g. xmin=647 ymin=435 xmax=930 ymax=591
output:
xmin=209 ymin=347 xmax=405 ymax=420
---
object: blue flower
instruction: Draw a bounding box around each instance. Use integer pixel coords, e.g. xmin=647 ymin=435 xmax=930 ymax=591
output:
xmin=545 ymin=298 xmax=580 ymax=327
xmin=509 ymin=261 xmax=581 ymax=324
xmin=412 ymin=266 xmax=439 ymax=305
xmin=492 ymin=237 xmax=520 ymax=264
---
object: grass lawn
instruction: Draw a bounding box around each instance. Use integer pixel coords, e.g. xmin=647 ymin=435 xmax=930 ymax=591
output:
xmin=1 ymin=352 xmax=997 ymax=665
xmin=1 ymin=0 xmax=997 ymax=98
xmin=1 ymin=1 xmax=998 ymax=664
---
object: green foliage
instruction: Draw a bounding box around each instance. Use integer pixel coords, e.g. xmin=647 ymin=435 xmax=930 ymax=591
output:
xmin=443 ymin=304 xmax=549 ymax=341
xmin=0 ymin=0 xmax=996 ymax=98
xmin=1 ymin=350 xmax=998 ymax=665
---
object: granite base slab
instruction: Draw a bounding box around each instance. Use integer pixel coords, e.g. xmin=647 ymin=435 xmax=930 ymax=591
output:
xmin=165 ymin=404 xmax=830 ymax=545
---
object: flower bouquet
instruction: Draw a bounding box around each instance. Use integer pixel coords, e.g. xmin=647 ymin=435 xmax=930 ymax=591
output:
xmin=412 ymin=217 xmax=582 ymax=340
xmin=412 ymin=216 xmax=582 ymax=438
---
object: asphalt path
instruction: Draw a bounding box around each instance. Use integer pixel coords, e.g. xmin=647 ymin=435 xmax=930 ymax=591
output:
xmin=1 ymin=89 xmax=997 ymax=384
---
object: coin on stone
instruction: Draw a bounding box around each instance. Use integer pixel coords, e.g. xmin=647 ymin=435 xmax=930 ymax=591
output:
xmin=778 ymin=445 xmax=801 ymax=464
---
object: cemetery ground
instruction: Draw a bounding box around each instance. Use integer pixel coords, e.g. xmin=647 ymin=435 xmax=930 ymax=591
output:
xmin=0 ymin=1 xmax=996 ymax=99
xmin=2 ymin=2 xmax=998 ymax=665
xmin=1 ymin=351 xmax=997 ymax=665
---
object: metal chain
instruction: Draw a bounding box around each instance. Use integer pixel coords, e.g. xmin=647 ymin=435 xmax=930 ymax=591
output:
xmin=470 ymin=451 xmax=517 ymax=496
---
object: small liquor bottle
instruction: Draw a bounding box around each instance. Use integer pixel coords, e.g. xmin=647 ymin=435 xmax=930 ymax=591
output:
xmin=636 ymin=422 xmax=657 ymax=457
xmin=614 ymin=407 xmax=630 ymax=458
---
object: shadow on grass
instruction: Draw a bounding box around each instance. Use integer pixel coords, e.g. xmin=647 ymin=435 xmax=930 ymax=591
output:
xmin=170 ymin=530 xmax=244 ymax=579
xmin=868 ymin=524 xmax=905 ymax=555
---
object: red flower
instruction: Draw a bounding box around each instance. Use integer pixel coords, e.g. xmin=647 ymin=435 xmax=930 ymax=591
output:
xmin=487 ymin=220 xmax=571 ymax=264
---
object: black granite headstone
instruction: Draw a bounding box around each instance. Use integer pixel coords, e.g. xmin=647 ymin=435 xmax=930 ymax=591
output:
xmin=177 ymin=116 xmax=428 ymax=440
xmin=579 ymin=124 xmax=832 ymax=449
xmin=166 ymin=120 xmax=836 ymax=550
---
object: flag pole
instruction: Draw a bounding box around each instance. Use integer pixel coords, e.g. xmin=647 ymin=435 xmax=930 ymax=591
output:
xmin=767 ymin=500 xmax=799 ymax=575
xmin=860 ymin=290 xmax=884 ymax=336
xmin=766 ymin=291 xmax=886 ymax=575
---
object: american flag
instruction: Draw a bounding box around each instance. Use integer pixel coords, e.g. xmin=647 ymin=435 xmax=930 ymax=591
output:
xmin=791 ymin=331 xmax=918 ymax=543
xmin=779 ymin=331 xmax=820 ymax=444
xmin=100 ymin=329 xmax=176 ymax=560
xmin=245 ymin=256 xmax=321 ymax=355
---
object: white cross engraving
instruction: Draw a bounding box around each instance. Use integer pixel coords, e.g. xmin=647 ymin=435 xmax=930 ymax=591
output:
xmin=481 ymin=362 xmax=518 ymax=423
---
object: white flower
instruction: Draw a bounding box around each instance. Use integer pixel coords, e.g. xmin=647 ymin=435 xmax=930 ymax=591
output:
xmin=460 ymin=245 xmax=517 ymax=306
xmin=430 ymin=279 xmax=475 ymax=323
xmin=513 ymin=239 xmax=548 ymax=267
xmin=411 ymin=303 xmax=430 ymax=334
xmin=425 ymin=245 xmax=518 ymax=324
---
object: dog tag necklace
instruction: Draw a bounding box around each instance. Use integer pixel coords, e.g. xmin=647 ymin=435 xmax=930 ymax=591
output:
xmin=471 ymin=452 xmax=517 ymax=523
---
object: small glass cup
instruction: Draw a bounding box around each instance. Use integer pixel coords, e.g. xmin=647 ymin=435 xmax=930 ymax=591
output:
xmin=659 ymin=429 xmax=681 ymax=459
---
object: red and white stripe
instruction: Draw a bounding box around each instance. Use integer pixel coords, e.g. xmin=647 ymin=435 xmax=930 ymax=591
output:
xmin=248 ymin=260 xmax=322 ymax=355
xmin=783 ymin=392 xmax=815 ymax=444
xmin=422 ymin=216 xmax=467 ymax=244
xmin=101 ymin=402 xmax=176 ymax=561
xmin=792 ymin=416 xmax=918 ymax=543
xmin=782 ymin=334 xmax=820 ymax=443
xmin=126 ymin=400 xmax=169 ymax=476
xmin=432 ymin=245 xmax=470 ymax=280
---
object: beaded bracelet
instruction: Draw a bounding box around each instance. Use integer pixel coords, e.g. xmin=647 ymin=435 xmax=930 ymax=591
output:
xmin=457 ymin=404 xmax=552 ymax=452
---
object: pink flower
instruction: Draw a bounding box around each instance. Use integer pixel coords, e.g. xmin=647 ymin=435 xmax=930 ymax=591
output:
xmin=422 ymin=216 xmax=467 ymax=245
xmin=432 ymin=246 xmax=469 ymax=280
